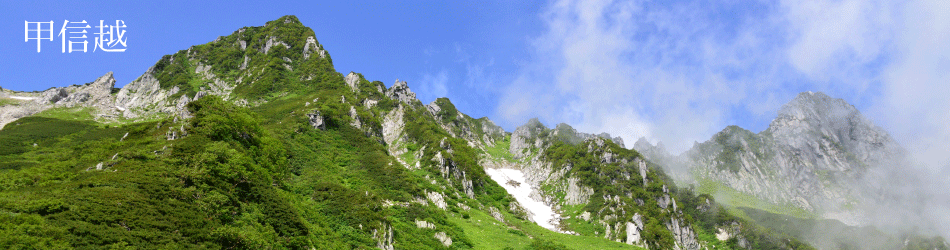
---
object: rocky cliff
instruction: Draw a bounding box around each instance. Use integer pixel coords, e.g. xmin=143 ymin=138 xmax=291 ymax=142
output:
xmin=494 ymin=119 xmax=712 ymax=249
xmin=0 ymin=72 xmax=119 ymax=129
xmin=667 ymin=92 xmax=905 ymax=215
xmin=0 ymin=15 xmax=820 ymax=250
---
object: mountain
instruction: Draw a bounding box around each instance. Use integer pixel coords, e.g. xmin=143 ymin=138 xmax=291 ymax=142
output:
xmin=2 ymin=15 xmax=932 ymax=250
xmin=0 ymin=73 xmax=118 ymax=129
xmin=630 ymin=92 xmax=950 ymax=249
xmin=670 ymin=92 xmax=903 ymax=214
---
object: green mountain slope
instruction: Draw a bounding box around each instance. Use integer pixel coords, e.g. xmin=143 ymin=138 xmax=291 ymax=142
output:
xmin=1 ymin=15 xmax=815 ymax=250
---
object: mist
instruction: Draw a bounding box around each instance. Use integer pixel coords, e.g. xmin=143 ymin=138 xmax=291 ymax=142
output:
xmin=492 ymin=0 xmax=950 ymax=242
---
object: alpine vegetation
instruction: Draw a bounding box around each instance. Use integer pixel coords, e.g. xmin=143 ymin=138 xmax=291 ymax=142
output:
xmin=1 ymin=15 xmax=942 ymax=250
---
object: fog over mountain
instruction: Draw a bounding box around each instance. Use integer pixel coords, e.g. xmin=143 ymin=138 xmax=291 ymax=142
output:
xmin=635 ymin=91 xmax=950 ymax=247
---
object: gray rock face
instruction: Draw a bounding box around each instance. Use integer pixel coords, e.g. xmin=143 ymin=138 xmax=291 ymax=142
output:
xmin=425 ymin=101 xmax=441 ymax=117
xmin=372 ymin=223 xmax=394 ymax=250
xmin=114 ymin=66 xmax=175 ymax=118
xmin=681 ymin=91 xmax=905 ymax=212
xmin=385 ymin=79 xmax=416 ymax=105
xmin=767 ymin=91 xmax=903 ymax=166
xmin=509 ymin=118 xmax=547 ymax=159
xmin=564 ymin=177 xmax=593 ymax=205
xmin=480 ymin=119 xmax=506 ymax=139
xmin=432 ymin=147 xmax=476 ymax=199
xmin=302 ymin=36 xmax=325 ymax=60
xmin=348 ymin=106 xmax=361 ymax=129
xmin=667 ymin=217 xmax=701 ymax=250
xmin=262 ymin=36 xmax=289 ymax=54
xmin=344 ymin=72 xmax=360 ymax=92
xmin=552 ymin=123 xmax=625 ymax=148
xmin=1 ymin=72 xmax=119 ymax=129
xmin=433 ymin=231 xmax=453 ymax=247
xmin=115 ymin=59 xmax=234 ymax=120
xmin=307 ymin=110 xmax=325 ymax=130
xmin=625 ymin=213 xmax=645 ymax=246
xmin=510 ymin=119 xmax=625 ymax=159
xmin=501 ymin=118 xmax=686 ymax=245
xmin=415 ymin=220 xmax=436 ymax=229
xmin=489 ymin=206 xmax=506 ymax=223
xmin=633 ymin=137 xmax=670 ymax=163
xmin=59 ymin=73 xmax=116 ymax=108
xmin=421 ymin=98 xmax=506 ymax=151
xmin=194 ymin=62 xmax=236 ymax=97
xmin=426 ymin=191 xmax=447 ymax=210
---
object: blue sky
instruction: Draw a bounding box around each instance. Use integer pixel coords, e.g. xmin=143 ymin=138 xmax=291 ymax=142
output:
xmin=2 ymin=0 xmax=949 ymax=169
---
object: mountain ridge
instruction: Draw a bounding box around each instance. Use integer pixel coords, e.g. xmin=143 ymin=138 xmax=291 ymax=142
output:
xmin=3 ymin=15 xmax=940 ymax=250
xmin=636 ymin=91 xmax=907 ymax=217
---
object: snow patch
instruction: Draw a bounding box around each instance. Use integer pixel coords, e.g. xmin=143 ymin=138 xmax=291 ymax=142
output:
xmin=484 ymin=167 xmax=561 ymax=232
xmin=715 ymin=228 xmax=731 ymax=241
xmin=9 ymin=96 xmax=36 ymax=100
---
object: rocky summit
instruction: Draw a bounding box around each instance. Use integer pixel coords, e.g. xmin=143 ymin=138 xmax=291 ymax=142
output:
xmin=649 ymin=91 xmax=906 ymax=215
xmin=1 ymin=15 xmax=944 ymax=250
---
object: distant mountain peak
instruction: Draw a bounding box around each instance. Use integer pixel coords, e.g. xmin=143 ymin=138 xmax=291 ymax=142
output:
xmin=772 ymin=91 xmax=859 ymax=129
xmin=676 ymin=91 xmax=906 ymax=213
xmin=765 ymin=92 xmax=898 ymax=156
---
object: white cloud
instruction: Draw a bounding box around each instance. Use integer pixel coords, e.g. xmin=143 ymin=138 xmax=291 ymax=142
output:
xmin=783 ymin=0 xmax=897 ymax=82
xmin=498 ymin=0 xmax=949 ymax=162
xmin=874 ymin=0 xmax=950 ymax=170
xmin=417 ymin=70 xmax=449 ymax=103
xmin=493 ymin=0 xmax=950 ymax=237
xmin=782 ymin=0 xmax=950 ymax=172
xmin=496 ymin=0 xmax=788 ymax=152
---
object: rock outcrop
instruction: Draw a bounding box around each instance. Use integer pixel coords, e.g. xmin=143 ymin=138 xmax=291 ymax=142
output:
xmin=385 ymin=79 xmax=416 ymax=105
xmin=433 ymin=231 xmax=453 ymax=247
xmin=114 ymin=66 xmax=178 ymax=118
xmin=307 ymin=110 xmax=325 ymax=130
xmin=1 ymin=72 xmax=119 ymax=129
xmin=344 ymin=72 xmax=360 ymax=93
xmin=667 ymin=217 xmax=701 ymax=250
xmin=625 ymin=213 xmax=645 ymax=246
xmin=510 ymin=119 xmax=624 ymax=159
xmin=372 ymin=223 xmax=394 ymax=250
xmin=675 ymin=91 xmax=906 ymax=214
xmin=426 ymin=191 xmax=447 ymax=210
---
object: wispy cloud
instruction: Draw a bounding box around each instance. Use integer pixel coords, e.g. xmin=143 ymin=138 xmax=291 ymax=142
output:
xmin=781 ymin=0 xmax=950 ymax=172
xmin=496 ymin=0 xmax=950 ymax=237
xmin=496 ymin=0 xmax=791 ymax=152
xmin=417 ymin=70 xmax=449 ymax=103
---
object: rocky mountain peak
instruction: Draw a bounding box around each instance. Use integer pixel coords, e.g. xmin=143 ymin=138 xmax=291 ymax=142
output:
xmin=344 ymin=72 xmax=360 ymax=92
xmin=766 ymin=91 xmax=901 ymax=164
xmin=770 ymin=91 xmax=859 ymax=131
xmin=675 ymin=91 xmax=908 ymax=213
xmin=509 ymin=118 xmax=628 ymax=158
xmin=386 ymin=79 xmax=416 ymax=105
xmin=634 ymin=137 xmax=669 ymax=158
xmin=91 ymin=72 xmax=117 ymax=91
xmin=0 ymin=72 xmax=120 ymax=129
xmin=634 ymin=137 xmax=652 ymax=151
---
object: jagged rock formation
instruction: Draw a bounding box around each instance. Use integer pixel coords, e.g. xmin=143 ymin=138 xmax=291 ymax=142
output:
xmin=433 ymin=231 xmax=453 ymax=247
xmin=386 ymin=79 xmax=417 ymax=105
xmin=509 ymin=118 xmax=624 ymax=159
xmin=634 ymin=137 xmax=671 ymax=166
xmin=0 ymin=15 xmax=820 ymax=250
xmin=498 ymin=119 xmax=709 ymax=248
xmin=657 ymin=92 xmax=906 ymax=215
xmin=1 ymin=72 xmax=120 ymax=129
xmin=372 ymin=223 xmax=394 ymax=250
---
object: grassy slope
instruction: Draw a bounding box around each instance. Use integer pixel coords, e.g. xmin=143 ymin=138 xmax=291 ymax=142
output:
xmin=0 ymin=15 xmax=832 ymax=250
xmin=695 ymin=177 xmax=814 ymax=220
xmin=0 ymin=76 xmax=644 ymax=250
xmin=457 ymin=142 xmax=643 ymax=250
xmin=0 ymin=97 xmax=26 ymax=106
